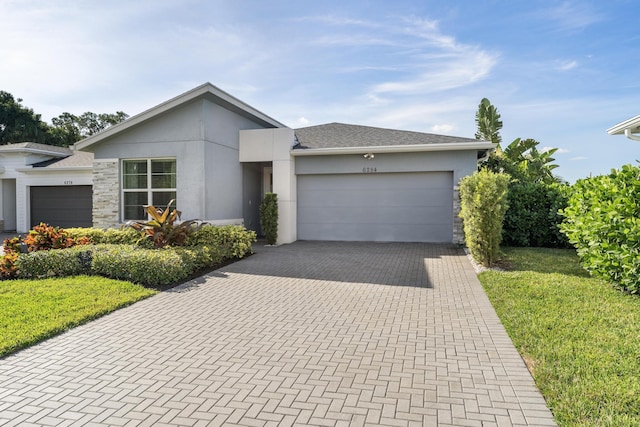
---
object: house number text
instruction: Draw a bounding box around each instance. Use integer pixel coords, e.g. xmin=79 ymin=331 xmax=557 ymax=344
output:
xmin=362 ymin=167 xmax=377 ymax=173
xmin=64 ymin=180 xmax=73 ymax=185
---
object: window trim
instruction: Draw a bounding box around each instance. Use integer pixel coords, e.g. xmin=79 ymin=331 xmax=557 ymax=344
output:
xmin=121 ymin=158 xmax=177 ymax=221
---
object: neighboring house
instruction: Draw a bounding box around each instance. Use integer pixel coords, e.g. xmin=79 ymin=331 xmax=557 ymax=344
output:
xmin=1 ymin=83 xmax=495 ymax=243
xmin=608 ymin=115 xmax=640 ymax=141
xmin=0 ymin=143 xmax=93 ymax=232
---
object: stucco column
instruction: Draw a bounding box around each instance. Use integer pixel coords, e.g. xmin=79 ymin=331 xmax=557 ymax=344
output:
xmin=270 ymin=130 xmax=296 ymax=245
xmin=239 ymin=128 xmax=297 ymax=245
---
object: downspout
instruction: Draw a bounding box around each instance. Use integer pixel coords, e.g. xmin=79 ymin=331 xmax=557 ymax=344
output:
xmin=624 ymin=129 xmax=640 ymax=141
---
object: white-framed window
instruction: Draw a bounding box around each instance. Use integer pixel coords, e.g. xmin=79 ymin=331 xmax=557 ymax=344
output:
xmin=122 ymin=158 xmax=176 ymax=221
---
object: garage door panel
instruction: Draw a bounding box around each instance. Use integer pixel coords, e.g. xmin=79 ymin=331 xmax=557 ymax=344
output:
xmin=299 ymin=222 xmax=446 ymax=242
xmin=298 ymin=188 xmax=451 ymax=208
xmin=31 ymin=186 xmax=93 ymax=228
xmin=297 ymin=172 xmax=453 ymax=243
xmin=298 ymin=205 xmax=450 ymax=225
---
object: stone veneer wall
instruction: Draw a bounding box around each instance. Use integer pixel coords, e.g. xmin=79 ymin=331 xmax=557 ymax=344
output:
xmin=92 ymin=159 xmax=120 ymax=229
xmin=452 ymin=184 xmax=464 ymax=245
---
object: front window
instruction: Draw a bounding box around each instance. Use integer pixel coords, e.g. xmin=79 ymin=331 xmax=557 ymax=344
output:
xmin=122 ymin=159 xmax=176 ymax=220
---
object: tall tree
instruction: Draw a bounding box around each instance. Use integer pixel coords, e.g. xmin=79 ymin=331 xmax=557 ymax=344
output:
xmin=49 ymin=111 xmax=129 ymax=146
xmin=475 ymin=97 xmax=503 ymax=148
xmin=475 ymin=98 xmax=561 ymax=184
xmin=0 ymin=90 xmax=129 ymax=147
xmin=0 ymin=91 xmax=50 ymax=144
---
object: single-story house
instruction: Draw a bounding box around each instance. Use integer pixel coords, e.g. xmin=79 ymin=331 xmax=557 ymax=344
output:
xmin=0 ymin=143 xmax=93 ymax=232
xmin=608 ymin=115 xmax=640 ymax=141
xmin=0 ymin=83 xmax=494 ymax=244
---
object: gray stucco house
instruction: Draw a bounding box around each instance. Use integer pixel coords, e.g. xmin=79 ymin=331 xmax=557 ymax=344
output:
xmin=1 ymin=83 xmax=494 ymax=243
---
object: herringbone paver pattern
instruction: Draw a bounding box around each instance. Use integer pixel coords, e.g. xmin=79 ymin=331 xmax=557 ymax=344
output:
xmin=0 ymin=242 xmax=556 ymax=426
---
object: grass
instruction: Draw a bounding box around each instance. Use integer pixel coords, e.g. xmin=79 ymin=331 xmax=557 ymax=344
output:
xmin=478 ymin=247 xmax=640 ymax=426
xmin=0 ymin=275 xmax=157 ymax=358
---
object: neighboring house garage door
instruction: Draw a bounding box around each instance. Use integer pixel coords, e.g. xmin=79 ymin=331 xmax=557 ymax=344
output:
xmin=297 ymin=172 xmax=453 ymax=242
xmin=30 ymin=186 xmax=93 ymax=228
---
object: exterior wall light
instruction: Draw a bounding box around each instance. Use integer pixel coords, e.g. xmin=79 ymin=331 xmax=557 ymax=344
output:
xmin=363 ymin=153 xmax=375 ymax=160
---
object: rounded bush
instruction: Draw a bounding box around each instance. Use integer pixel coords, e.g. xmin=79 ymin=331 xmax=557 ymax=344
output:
xmin=560 ymin=164 xmax=640 ymax=293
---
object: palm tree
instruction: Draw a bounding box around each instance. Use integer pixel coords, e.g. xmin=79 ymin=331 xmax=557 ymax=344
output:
xmin=475 ymin=98 xmax=503 ymax=149
xmin=475 ymin=98 xmax=561 ymax=183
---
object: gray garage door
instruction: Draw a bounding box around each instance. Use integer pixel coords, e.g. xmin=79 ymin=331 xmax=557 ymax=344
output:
xmin=30 ymin=186 xmax=93 ymax=228
xmin=297 ymin=172 xmax=453 ymax=242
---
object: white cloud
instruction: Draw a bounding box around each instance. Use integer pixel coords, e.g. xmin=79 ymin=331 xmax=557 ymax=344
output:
xmin=570 ymin=156 xmax=588 ymax=161
xmin=296 ymin=117 xmax=310 ymax=127
xmin=371 ymin=52 xmax=496 ymax=95
xmin=367 ymin=19 xmax=498 ymax=95
xmin=558 ymin=60 xmax=578 ymax=71
xmin=431 ymin=124 xmax=454 ymax=133
xmin=542 ymin=2 xmax=603 ymax=31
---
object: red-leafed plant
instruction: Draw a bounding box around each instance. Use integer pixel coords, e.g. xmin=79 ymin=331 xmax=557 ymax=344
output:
xmin=0 ymin=223 xmax=91 ymax=279
xmin=124 ymin=200 xmax=200 ymax=248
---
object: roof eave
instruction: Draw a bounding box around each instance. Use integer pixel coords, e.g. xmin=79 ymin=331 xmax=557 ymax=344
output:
xmin=607 ymin=115 xmax=640 ymax=135
xmin=290 ymin=142 xmax=496 ymax=156
xmin=74 ymin=82 xmax=287 ymax=151
xmin=15 ymin=166 xmax=93 ymax=173
xmin=0 ymin=148 xmax=70 ymax=157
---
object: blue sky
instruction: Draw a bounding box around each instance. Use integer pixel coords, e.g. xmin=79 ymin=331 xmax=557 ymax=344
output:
xmin=1 ymin=0 xmax=639 ymax=182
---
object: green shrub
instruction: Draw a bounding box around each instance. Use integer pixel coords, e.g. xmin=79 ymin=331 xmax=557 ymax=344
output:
xmin=503 ymin=182 xmax=571 ymax=248
xmin=90 ymin=245 xmax=189 ymax=286
xmin=16 ymin=246 xmax=92 ymax=279
xmin=66 ymin=227 xmax=148 ymax=246
xmin=560 ymin=164 xmax=640 ymax=293
xmin=173 ymin=246 xmax=224 ymax=271
xmin=259 ymin=193 xmax=278 ymax=245
xmin=459 ymin=169 xmax=511 ymax=266
xmin=9 ymin=224 xmax=254 ymax=286
xmin=185 ymin=225 xmax=256 ymax=259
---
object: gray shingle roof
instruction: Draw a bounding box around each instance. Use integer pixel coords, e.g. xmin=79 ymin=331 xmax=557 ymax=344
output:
xmin=32 ymin=151 xmax=94 ymax=168
xmin=294 ymin=123 xmax=481 ymax=149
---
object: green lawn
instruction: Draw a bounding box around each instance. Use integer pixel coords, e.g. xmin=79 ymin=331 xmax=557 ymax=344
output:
xmin=0 ymin=276 xmax=156 ymax=358
xmin=479 ymin=247 xmax=640 ymax=427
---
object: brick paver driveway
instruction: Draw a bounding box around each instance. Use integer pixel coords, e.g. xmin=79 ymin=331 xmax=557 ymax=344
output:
xmin=0 ymin=242 xmax=556 ymax=426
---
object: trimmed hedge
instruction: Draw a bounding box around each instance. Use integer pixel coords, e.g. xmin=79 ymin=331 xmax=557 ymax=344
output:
xmin=16 ymin=246 xmax=91 ymax=279
xmin=66 ymin=227 xmax=149 ymax=246
xmin=90 ymin=245 xmax=189 ymax=286
xmin=503 ymin=182 xmax=571 ymax=248
xmin=6 ymin=225 xmax=256 ymax=286
xmin=185 ymin=225 xmax=256 ymax=259
xmin=459 ymin=169 xmax=511 ymax=266
xmin=259 ymin=193 xmax=278 ymax=245
xmin=15 ymin=244 xmax=227 ymax=286
xmin=560 ymin=164 xmax=640 ymax=293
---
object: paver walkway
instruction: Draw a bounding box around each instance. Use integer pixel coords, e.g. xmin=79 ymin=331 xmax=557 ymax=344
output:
xmin=0 ymin=242 xmax=556 ymax=426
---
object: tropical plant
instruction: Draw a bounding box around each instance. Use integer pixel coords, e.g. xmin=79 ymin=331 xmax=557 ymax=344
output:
xmin=0 ymin=251 xmax=19 ymax=279
xmin=1 ymin=224 xmax=91 ymax=279
xmin=22 ymin=223 xmax=90 ymax=251
xmin=124 ymin=200 xmax=200 ymax=248
xmin=259 ymin=193 xmax=278 ymax=245
xmin=475 ymin=97 xmax=503 ymax=148
xmin=475 ymin=98 xmax=561 ymax=184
